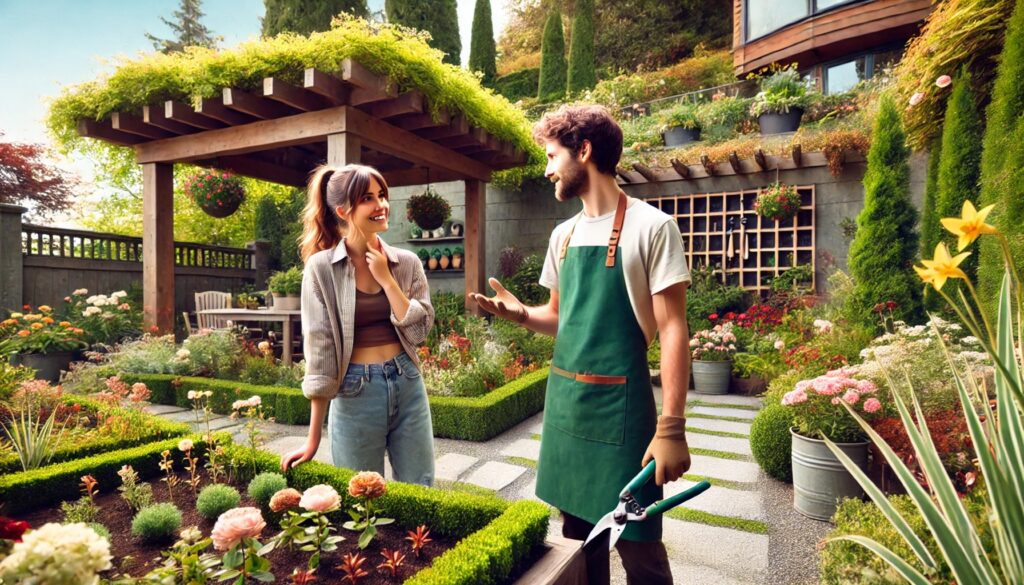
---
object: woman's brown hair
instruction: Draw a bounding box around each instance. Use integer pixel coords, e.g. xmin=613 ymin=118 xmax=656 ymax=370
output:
xmin=298 ymin=164 xmax=389 ymax=262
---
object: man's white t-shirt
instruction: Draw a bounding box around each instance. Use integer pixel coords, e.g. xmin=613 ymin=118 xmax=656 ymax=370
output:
xmin=539 ymin=197 xmax=691 ymax=345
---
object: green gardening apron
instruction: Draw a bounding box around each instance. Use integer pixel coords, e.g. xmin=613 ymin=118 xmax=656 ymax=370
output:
xmin=536 ymin=194 xmax=661 ymax=542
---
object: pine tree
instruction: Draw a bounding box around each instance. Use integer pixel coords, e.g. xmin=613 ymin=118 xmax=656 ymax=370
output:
xmin=537 ymin=9 xmax=566 ymax=103
xmin=977 ymin=0 xmax=1024 ymax=308
xmin=919 ymin=137 xmax=943 ymax=312
xmin=566 ymin=0 xmax=596 ymax=95
xmin=848 ymin=94 xmax=923 ymax=325
xmin=469 ymin=0 xmax=497 ymax=84
xmin=935 ymin=70 xmax=984 ymax=283
xmin=262 ymin=0 xmax=368 ymax=37
xmin=145 ymin=0 xmax=221 ymax=54
xmin=385 ymin=0 xmax=462 ymax=66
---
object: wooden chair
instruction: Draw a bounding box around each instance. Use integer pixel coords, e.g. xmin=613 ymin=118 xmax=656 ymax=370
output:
xmin=182 ymin=311 xmax=194 ymax=336
xmin=194 ymin=291 xmax=232 ymax=330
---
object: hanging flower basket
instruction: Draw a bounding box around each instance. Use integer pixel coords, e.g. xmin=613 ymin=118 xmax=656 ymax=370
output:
xmin=185 ymin=171 xmax=246 ymax=218
xmin=754 ymin=182 xmax=801 ymax=222
xmin=406 ymin=185 xmax=451 ymax=231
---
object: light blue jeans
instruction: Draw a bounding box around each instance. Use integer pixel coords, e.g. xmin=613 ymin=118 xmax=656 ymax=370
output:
xmin=329 ymin=351 xmax=435 ymax=486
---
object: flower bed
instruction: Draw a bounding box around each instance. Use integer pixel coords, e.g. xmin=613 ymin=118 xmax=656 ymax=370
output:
xmin=1 ymin=441 xmax=550 ymax=584
xmin=121 ymin=367 xmax=550 ymax=441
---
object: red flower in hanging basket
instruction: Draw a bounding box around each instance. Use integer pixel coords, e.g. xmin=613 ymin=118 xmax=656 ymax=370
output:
xmin=754 ymin=183 xmax=802 ymax=222
xmin=185 ymin=171 xmax=245 ymax=218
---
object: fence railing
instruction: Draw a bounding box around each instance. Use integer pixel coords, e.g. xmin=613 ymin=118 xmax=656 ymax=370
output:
xmin=22 ymin=224 xmax=254 ymax=269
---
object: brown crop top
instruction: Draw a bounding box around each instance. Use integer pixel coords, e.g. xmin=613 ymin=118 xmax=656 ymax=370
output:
xmin=353 ymin=289 xmax=402 ymax=348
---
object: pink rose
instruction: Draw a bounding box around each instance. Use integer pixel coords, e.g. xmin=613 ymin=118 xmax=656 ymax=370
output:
xmin=774 ymin=340 xmax=785 ymax=351
xmin=863 ymin=398 xmax=882 ymax=413
xmin=300 ymin=484 xmax=341 ymax=513
xmin=909 ymin=92 xmax=925 ymax=106
xmin=935 ymin=75 xmax=952 ymax=88
xmin=842 ymin=390 xmax=860 ymax=405
xmin=211 ymin=507 xmax=265 ymax=551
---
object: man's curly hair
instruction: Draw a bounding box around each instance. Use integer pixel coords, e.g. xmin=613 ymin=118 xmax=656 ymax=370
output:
xmin=532 ymin=105 xmax=623 ymax=176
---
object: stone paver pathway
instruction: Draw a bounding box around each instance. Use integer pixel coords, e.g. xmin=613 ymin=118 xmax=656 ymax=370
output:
xmin=147 ymin=387 xmax=773 ymax=584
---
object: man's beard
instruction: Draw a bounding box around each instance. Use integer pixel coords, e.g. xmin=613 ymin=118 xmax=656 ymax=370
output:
xmin=555 ymin=163 xmax=587 ymax=202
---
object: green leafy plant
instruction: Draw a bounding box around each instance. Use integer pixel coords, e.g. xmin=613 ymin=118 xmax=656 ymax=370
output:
xmin=416 ymin=248 xmax=430 ymax=262
xmin=771 ymin=264 xmax=814 ymax=293
xmin=750 ymin=66 xmax=811 ymax=117
xmin=430 ymin=248 xmax=443 ymax=261
xmin=452 ymin=246 xmax=464 ymax=257
xmin=750 ymin=402 xmax=794 ymax=483
xmin=267 ymin=266 xmax=303 ymax=296
xmin=0 ymin=306 xmax=87 ymax=356
xmin=61 ymin=290 xmax=143 ymax=346
xmin=406 ymin=186 xmax=451 ymax=231
xmin=343 ymin=471 xmax=394 ymax=549
xmin=117 ymin=464 xmax=154 ymax=512
xmin=695 ymin=96 xmax=753 ymax=142
xmin=247 ymin=472 xmax=288 ymax=508
xmin=656 ymin=101 xmax=701 ymax=132
xmin=196 ymin=484 xmax=242 ymax=520
xmin=131 ymin=503 xmax=183 ymax=544
xmin=0 ymin=407 xmax=67 ymax=471
xmin=754 ymin=183 xmax=802 ymax=222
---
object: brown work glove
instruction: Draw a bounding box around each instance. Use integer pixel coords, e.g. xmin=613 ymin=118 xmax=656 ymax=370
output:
xmin=641 ymin=415 xmax=691 ymax=486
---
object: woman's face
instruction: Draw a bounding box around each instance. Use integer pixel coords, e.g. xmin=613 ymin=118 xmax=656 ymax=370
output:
xmin=339 ymin=176 xmax=389 ymax=237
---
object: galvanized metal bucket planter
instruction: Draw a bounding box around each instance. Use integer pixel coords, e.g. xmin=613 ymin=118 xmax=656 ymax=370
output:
xmin=790 ymin=428 xmax=869 ymax=521
xmin=692 ymin=359 xmax=732 ymax=394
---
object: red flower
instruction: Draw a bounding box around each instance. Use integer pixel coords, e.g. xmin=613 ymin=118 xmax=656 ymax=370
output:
xmin=0 ymin=517 xmax=30 ymax=542
xmin=708 ymin=313 xmax=719 ymax=320
xmin=885 ymin=300 xmax=897 ymax=310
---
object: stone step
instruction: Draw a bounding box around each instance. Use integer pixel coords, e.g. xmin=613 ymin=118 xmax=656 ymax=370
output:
xmin=501 ymin=438 xmax=541 ymax=461
xmin=686 ymin=432 xmax=752 ymax=456
xmin=666 ymin=480 xmax=764 ymax=522
xmin=528 ymin=422 xmax=544 ymax=436
xmin=688 ymin=454 xmax=760 ymax=483
xmin=462 ymin=461 xmax=528 ymax=491
xmin=691 ymin=394 xmax=763 ymax=408
xmin=689 ymin=406 xmax=758 ymax=420
xmin=687 ymin=417 xmax=751 ymax=436
xmin=434 ymin=453 xmax=478 ymax=482
xmin=145 ymin=404 xmax=190 ymax=415
xmin=661 ymin=517 xmax=768 ymax=583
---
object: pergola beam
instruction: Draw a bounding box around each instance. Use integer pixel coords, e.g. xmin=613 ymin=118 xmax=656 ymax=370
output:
xmin=263 ymin=77 xmax=332 ymax=112
xmin=164 ymin=101 xmax=227 ymax=130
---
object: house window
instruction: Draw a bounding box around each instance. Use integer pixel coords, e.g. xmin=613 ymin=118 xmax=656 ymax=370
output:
xmin=745 ymin=0 xmax=862 ymax=42
xmin=821 ymin=47 xmax=903 ymax=94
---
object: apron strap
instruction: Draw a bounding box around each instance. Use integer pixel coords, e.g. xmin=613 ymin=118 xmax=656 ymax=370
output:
xmin=559 ymin=191 xmax=629 ymax=268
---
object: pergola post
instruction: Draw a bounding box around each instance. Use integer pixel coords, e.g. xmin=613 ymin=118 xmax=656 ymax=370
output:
xmin=327 ymin=131 xmax=360 ymax=165
xmin=464 ymin=179 xmax=486 ymax=315
xmin=142 ymin=163 xmax=175 ymax=334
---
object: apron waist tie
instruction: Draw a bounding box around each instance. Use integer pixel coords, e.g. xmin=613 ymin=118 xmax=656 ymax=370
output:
xmin=551 ymin=365 xmax=627 ymax=385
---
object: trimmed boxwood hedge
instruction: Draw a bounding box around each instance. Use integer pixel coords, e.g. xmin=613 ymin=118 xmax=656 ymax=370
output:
xmin=0 ymin=395 xmax=190 ymax=475
xmin=122 ymin=366 xmax=549 ymax=441
xmin=0 ymin=433 xmax=217 ymax=515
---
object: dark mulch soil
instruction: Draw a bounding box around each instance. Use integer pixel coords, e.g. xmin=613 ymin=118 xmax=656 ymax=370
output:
xmin=15 ymin=471 xmax=455 ymax=583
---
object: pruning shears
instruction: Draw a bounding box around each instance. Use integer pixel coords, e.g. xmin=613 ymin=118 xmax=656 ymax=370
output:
xmin=583 ymin=460 xmax=711 ymax=550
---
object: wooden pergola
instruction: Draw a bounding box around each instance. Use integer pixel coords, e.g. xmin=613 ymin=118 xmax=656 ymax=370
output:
xmin=75 ymin=58 xmax=529 ymax=333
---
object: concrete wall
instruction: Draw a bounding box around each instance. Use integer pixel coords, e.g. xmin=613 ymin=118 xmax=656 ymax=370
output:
xmin=386 ymin=151 xmax=927 ymax=295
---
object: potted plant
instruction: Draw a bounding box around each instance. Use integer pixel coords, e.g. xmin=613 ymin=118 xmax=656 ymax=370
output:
xmin=409 ymin=224 xmax=423 ymax=239
xmin=657 ymin=102 xmax=701 ymax=147
xmin=689 ymin=322 xmax=738 ymax=394
xmin=440 ymin=247 xmax=452 ymax=270
xmin=754 ymin=182 xmax=802 ymax=222
xmin=184 ymin=170 xmax=246 ymax=218
xmin=267 ymin=266 xmax=303 ymax=310
xmin=729 ymin=352 xmax=778 ymax=396
xmin=406 ymin=185 xmax=451 ymax=231
xmin=0 ymin=306 xmax=87 ymax=383
xmin=452 ymin=246 xmax=464 ymax=269
xmin=428 ymin=248 xmax=441 ymax=271
xmin=417 ymin=248 xmax=430 ymax=269
xmin=750 ymin=67 xmax=811 ymax=135
xmin=780 ymin=368 xmax=883 ymax=520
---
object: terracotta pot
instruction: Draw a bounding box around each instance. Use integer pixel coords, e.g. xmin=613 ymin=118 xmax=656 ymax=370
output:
xmin=452 ymin=254 xmax=462 ymax=269
xmin=730 ymin=374 xmax=767 ymax=396
xmin=428 ymin=257 xmax=439 ymax=271
xmin=440 ymin=255 xmax=450 ymax=270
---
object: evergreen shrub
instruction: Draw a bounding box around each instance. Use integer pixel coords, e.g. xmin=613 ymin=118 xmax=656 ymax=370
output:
xmin=537 ymin=9 xmax=567 ymax=102
xmin=566 ymin=0 xmax=595 ymax=95
xmin=196 ymin=484 xmax=241 ymax=520
xmin=131 ymin=503 xmax=183 ymax=543
xmin=749 ymin=402 xmax=794 ymax=483
xmin=247 ymin=472 xmax=288 ymax=507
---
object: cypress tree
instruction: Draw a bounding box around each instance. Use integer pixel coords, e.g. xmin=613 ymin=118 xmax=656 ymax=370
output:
xmin=920 ymin=137 xmax=943 ymax=312
xmin=848 ymin=94 xmax=923 ymax=325
xmin=386 ymin=0 xmax=462 ymax=66
xmin=977 ymin=0 xmax=1024 ymax=308
xmin=566 ymin=0 xmax=596 ymax=95
xmin=934 ymin=70 xmax=984 ymax=283
xmin=469 ymin=0 xmax=497 ymax=84
xmin=537 ymin=9 xmax=567 ymax=103
xmin=262 ymin=0 xmax=368 ymax=37
xmin=145 ymin=0 xmax=221 ymax=53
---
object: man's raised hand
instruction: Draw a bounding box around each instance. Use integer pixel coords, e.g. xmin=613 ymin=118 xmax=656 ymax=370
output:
xmin=469 ymin=278 xmax=528 ymax=323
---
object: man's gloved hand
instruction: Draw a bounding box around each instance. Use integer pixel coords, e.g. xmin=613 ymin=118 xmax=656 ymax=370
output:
xmin=468 ymin=277 xmax=528 ymax=323
xmin=641 ymin=415 xmax=691 ymax=485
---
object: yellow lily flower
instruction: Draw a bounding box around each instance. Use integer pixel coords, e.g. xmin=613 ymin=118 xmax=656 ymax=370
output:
xmin=914 ymin=264 xmax=938 ymax=287
xmin=920 ymin=242 xmax=970 ymax=290
xmin=940 ymin=200 xmax=997 ymax=251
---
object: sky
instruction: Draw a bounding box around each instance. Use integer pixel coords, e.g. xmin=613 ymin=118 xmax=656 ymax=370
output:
xmin=0 ymin=0 xmax=510 ymax=145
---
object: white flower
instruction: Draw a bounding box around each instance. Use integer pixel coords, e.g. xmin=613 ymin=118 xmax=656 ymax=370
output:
xmin=774 ymin=340 xmax=786 ymax=351
xmin=961 ymin=336 xmax=980 ymax=346
xmin=178 ymin=439 xmax=194 ymax=452
xmin=0 ymin=522 xmax=112 ymax=585
xmin=187 ymin=390 xmax=197 ymax=400
xmin=72 ymin=288 xmax=88 ymax=296
xmin=175 ymin=349 xmax=191 ymax=359
xmin=111 ymin=290 xmax=127 ymax=298
xmin=82 ymin=306 xmax=101 ymax=317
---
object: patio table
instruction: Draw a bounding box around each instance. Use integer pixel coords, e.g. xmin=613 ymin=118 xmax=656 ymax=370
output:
xmin=198 ymin=308 xmax=302 ymax=365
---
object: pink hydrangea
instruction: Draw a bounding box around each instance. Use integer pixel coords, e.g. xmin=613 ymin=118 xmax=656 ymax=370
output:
xmin=863 ymin=398 xmax=882 ymax=413
xmin=299 ymin=484 xmax=341 ymax=513
xmin=211 ymin=507 xmax=265 ymax=551
xmin=842 ymin=390 xmax=860 ymax=405
xmin=781 ymin=389 xmax=808 ymax=405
